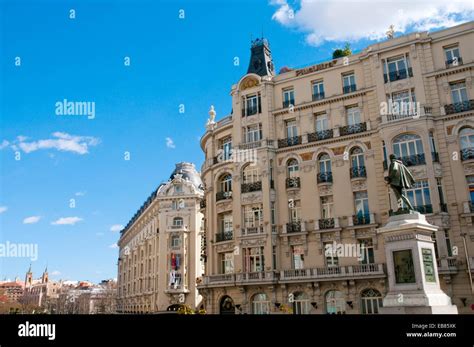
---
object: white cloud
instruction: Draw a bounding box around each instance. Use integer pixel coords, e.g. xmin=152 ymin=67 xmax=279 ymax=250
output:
xmin=51 ymin=270 xmax=61 ymax=276
xmin=23 ymin=216 xmax=41 ymax=224
xmin=109 ymin=243 xmax=118 ymax=249
xmin=110 ymin=224 xmax=123 ymax=232
xmin=166 ymin=137 xmax=175 ymax=149
xmin=0 ymin=140 xmax=9 ymax=149
xmin=270 ymin=0 xmax=474 ymax=46
xmin=1 ymin=132 xmax=100 ymax=155
xmin=51 ymin=217 xmax=83 ymax=225
xmin=0 ymin=206 xmax=7 ymax=214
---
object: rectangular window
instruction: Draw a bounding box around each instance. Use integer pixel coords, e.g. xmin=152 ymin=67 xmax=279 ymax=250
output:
xmin=384 ymin=54 xmax=411 ymax=82
xmin=312 ymin=80 xmax=325 ymax=100
xmin=243 ymin=205 xmax=263 ymax=228
xmin=321 ymin=196 xmax=333 ymax=219
xmin=171 ymin=235 xmax=181 ymax=248
xmin=346 ymin=106 xmax=361 ymax=126
xmin=244 ymin=124 xmax=262 ymax=143
xmin=444 ymin=46 xmax=461 ymax=66
xmin=437 ymin=178 xmax=445 ymax=207
xmin=286 ymin=119 xmax=298 ymax=138
xmin=244 ymin=247 xmax=264 ymax=272
xmin=289 ymin=200 xmax=301 ymax=223
xmin=283 ymin=88 xmax=295 ymax=108
xmin=445 ymin=230 xmax=453 ymax=257
xmin=324 ymin=242 xmax=339 ymax=267
xmin=220 ymin=252 xmax=234 ymax=274
xmin=271 ymin=202 xmax=276 ymax=225
xmin=292 ymin=246 xmax=305 ymax=269
xmin=450 ymin=81 xmax=468 ymax=104
xmin=404 ymin=180 xmax=432 ymax=212
xmin=220 ymin=213 xmax=233 ymax=233
xmin=220 ymin=136 xmax=232 ymax=161
xmin=359 ymin=239 xmax=374 ymax=264
xmin=354 ymin=191 xmax=370 ymax=216
xmin=272 ymin=246 xmax=277 ymax=270
xmin=315 ymin=113 xmax=328 ymax=132
xmin=243 ymin=93 xmax=261 ymax=116
xmin=342 ymin=73 xmax=356 ymax=93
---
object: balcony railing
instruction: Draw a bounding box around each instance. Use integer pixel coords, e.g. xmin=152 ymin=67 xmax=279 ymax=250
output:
xmin=236 ymin=271 xmax=278 ymax=283
xmin=399 ymin=153 xmax=426 ymax=167
xmin=312 ymin=92 xmax=325 ymax=101
xmin=413 ymin=204 xmax=433 ymax=214
xmin=241 ymin=181 xmax=262 ymax=193
xmin=339 ymin=122 xmax=367 ymax=136
xmin=215 ymin=230 xmax=233 ymax=242
xmin=318 ymin=218 xmax=335 ymax=230
xmin=444 ymin=100 xmax=474 ymax=115
xmin=280 ymin=263 xmax=384 ymax=281
xmin=353 ymin=213 xmax=371 ymax=225
xmin=283 ymin=99 xmax=295 ymax=108
xmin=317 ymin=172 xmax=333 ymax=184
xmin=350 ymin=166 xmax=366 ymax=179
xmin=383 ymin=68 xmax=413 ymax=83
xmin=286 ymin=221 xmax=301 ymax=233
xmin=461 ymin=148 xmax=474 ymax=161
xmin=445 ymin=57 xmax=463 ymax=68
xmin=278 ymin=136 xmax=302 ymax=148
xmin=241 ymin=226 xmax=264 ymax=236
xmin=216 ymin=191 xmax=232 ymax=201
xmin=343 ymin=84 xmax=357 ymax=94
xmin=286 ymin=177 xmax=301 ymax=189
xmin=307 ymin=129 xmax=333 ymax=142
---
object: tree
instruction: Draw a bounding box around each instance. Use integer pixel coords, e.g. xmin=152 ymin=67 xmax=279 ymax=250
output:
xmin=333 ymin=43 xmax=352 ymax=59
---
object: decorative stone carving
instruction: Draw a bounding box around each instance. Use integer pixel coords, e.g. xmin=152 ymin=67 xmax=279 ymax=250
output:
xmin=216 ymin=201 xmax=233 ymax=213
xmin=351 ymin=179 xmax=367 ymax=191
xmin=216 ymin=243 xmax=234 ymax=252
xmin=409 ymin=166 xmax=427 ymax=179
xmin=241 ymin=192 xmax=262 ymax=204
xmin=463 ymin=162 xmax=474 ymax=175
xmin=319 ymin=184 xmax=333 ymax=196
xmin=241 ymin=238 xmax=266 ymax=247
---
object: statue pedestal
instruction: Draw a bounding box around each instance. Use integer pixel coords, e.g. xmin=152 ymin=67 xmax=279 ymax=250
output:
xmin=377 ymin=212 xmax=458 ymax=314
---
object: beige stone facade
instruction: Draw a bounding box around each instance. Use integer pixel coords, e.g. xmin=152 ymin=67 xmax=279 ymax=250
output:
xmin=197 ymin=22 xmax=474 ymax=314
xmin=117 ymin=163 xmax=205 ymax=313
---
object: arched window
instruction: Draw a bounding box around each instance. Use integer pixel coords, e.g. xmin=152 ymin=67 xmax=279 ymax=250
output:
xmin=292 ymin=292 xmax=310 ymax=314
xmin=318 ymin=153 xmax=332 ymax=183
xmin=350 ymin=147 xmax=366 ymax=178
xmin=287 ymin=159 xmax=299 ymax=178
xmin=252 ymin=293 xmax=270 ymax=314
xmin=392 ymin=133 xmax=424 ymax=165
xmin=326 ymin=290 xmax=345 ymax=314
xmin=360 ymin=288 xmax=383 ymax=314
xmin=459 ymin=127 xmax=474 ymax=161
xmin=172 ymin=217 xmax=183 ymax=227
xmin=219 ymin=174 xmax=232 ymax=192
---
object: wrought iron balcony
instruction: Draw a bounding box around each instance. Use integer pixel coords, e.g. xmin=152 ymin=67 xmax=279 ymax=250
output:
xmin=445 ymin=56 xmax=463 ymax=68
xmin=286 ymin=177 xmax=300 ymax=189
xmin=216 ymin=191 xmax=232 ymax=201
xmin=343 ymin=84 xmax=357 ymax=94
xmin=278 ymin=136 xmax=302 ymax=148
xmin=350 ymin=166 xmax=367 ymax=178
xmin=280 ymin=264 xmax=385 ymax=281
xmin=286 ymin=221 xmax=301 ymax=233
xmin=461 ymin=148 xmax=474 ymax=161
xmin=307 ymin=129 xmax=333 ymax=142
xmin=241 ymin=226 xmax=264 ymax=236
xmin=444 ymin=100 xmax=474 ymax=115
xmin=312 ymin=92 xmax=325 ymax=101
xmin=283 ymin=99 xmax=295 ymax=108
xmin=383 ymin=68 xmax=413 ymax=83
xmin=353 ymin=213 xmax=371 ymax=225
xmin=339 ymin=122 xmax=367 ymax=136
xmin=241 ymin=181 xmax=262 ymax=193
xmin=215 ymin=230 xmax=233 ymax=242
xmin=318 ymin=218 xmax=335 ymax=230
xmin=317 ymin=172 xmax=333 ymax=184
xmin=399 ymin=153 xmax=426 ymax=167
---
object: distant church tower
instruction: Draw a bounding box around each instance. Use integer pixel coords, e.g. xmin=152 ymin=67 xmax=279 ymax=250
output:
xmin=42 ymin=267 xmax=48 ymax=284
xmin=25 ymin=264 xmax=33 ymax=289
xmin=247 ymin=38 xmax=275 ymax=77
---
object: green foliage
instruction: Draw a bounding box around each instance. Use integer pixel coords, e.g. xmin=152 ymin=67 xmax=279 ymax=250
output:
xmin=333 ymin=43 xmax=352 ymax=59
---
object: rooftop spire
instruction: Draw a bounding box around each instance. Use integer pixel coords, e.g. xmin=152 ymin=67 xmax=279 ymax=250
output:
xmin=247 ymin=37 xmax=274 ymax=77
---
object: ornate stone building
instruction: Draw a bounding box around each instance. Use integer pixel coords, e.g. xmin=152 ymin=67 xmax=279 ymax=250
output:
xmin=197 ymin=23 xmax=474 ymax=314
xmin=117 ymin=163 xmax=205 ymax=313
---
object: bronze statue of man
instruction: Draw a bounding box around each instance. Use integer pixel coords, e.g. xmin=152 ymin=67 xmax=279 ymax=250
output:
xmin=385 ymin=154 xmax=416 ymax=212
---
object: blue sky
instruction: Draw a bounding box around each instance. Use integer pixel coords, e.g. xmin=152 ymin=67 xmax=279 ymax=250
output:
xmin=1 ymin=0 xmax=472 ymax=283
